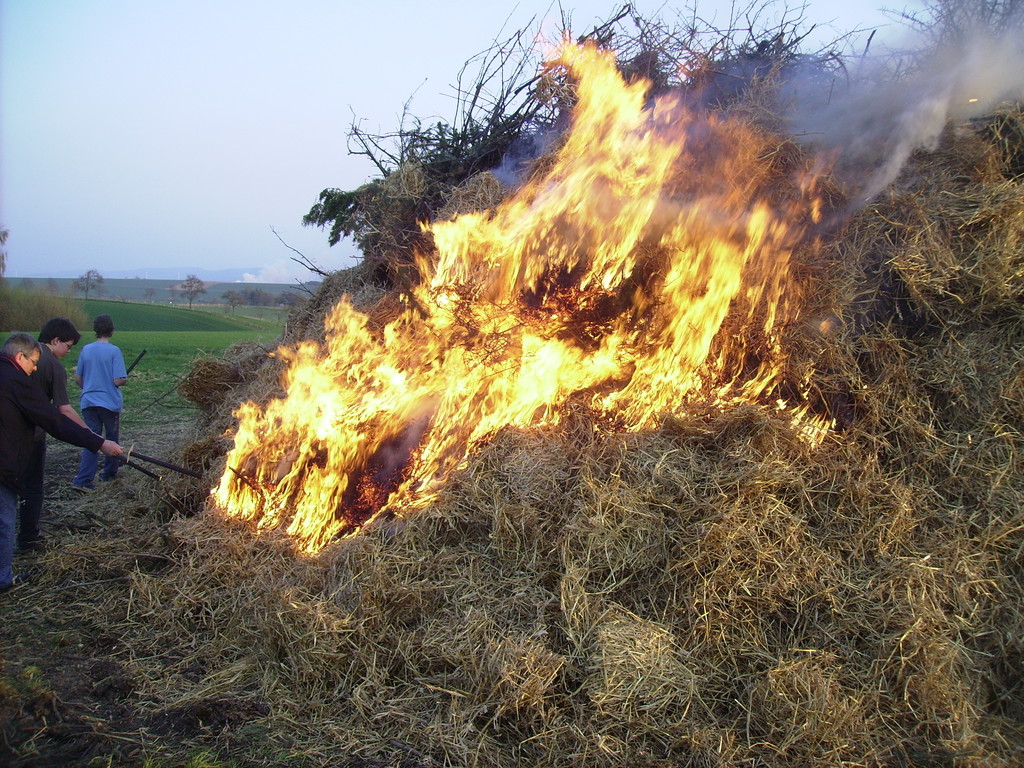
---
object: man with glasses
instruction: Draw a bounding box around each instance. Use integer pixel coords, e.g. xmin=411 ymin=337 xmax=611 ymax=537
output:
xmin=20 ymin=318 xmax=86 ymax=553
xmin=1 ymin=333 xmax=124 ymax=591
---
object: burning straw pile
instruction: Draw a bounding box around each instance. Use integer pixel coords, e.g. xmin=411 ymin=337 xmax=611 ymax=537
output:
xmin=27 ymin=12 xmax=1024 ymax=768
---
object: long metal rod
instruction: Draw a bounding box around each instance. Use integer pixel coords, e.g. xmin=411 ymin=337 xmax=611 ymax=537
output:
xmin=126 ymin=349 xmax=147 ymax=374
xmin=122 ymin=459 xmax=161 ymax=479
xmin=124 ymin=451 xmax=203 ymax=478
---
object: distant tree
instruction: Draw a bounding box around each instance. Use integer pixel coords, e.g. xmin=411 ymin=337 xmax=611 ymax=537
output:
xmin=45 ymin=278 xmax=59 ymax=295
xmin=277 ymin=290 xmax=303 ymax=307
xmin=222 ymin=289 xmax=244 ymax=312
xmin=0 ymin=227 xmax=8 ymax=280
xmin=73 ymin=269 xmax=104 ymax=299
xmin=143 ymin=287 xmax=158 ymax=302
xmin=180 ymin=274 xmax=206 ymax=309
xmin=237 ymin=287 xmax=275 ymax=306
xmin=19 ymin=277 xmax=35 ymax=292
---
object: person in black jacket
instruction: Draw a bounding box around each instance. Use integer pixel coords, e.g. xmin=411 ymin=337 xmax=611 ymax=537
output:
xmin=0 ymin=333 xmax=124 ymax=591
xmin=19 ymin=317 xmax=85 ymax=552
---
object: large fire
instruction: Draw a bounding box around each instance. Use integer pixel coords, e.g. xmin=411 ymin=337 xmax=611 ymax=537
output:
xmin=214 ymin=41 xmax=830 ymax=552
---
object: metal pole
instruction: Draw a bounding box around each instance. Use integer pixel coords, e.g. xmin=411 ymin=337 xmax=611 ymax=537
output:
xmin=123 ymin=451 xmax=203 ymax=479
xmin=126 ymin=349 xmax=147 ymax=374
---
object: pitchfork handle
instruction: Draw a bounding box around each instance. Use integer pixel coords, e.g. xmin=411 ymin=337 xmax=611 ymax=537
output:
xmin=126 ymin=349 xmax=147 ymax=375
xmin=124 ymin=451 xmax=203 ymax=479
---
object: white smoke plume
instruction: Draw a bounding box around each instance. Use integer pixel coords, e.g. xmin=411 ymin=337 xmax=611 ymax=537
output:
xmin=788 ymin=18 xmax=1024 ymax=202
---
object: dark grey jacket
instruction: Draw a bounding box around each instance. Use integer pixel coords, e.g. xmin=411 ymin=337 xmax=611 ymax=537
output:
xmin=0 ymin=354 xmax=103 ymax=492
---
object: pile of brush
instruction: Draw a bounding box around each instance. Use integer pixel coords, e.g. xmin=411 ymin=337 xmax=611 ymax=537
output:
xmin=18 ymin=4 xmax=1024 ymax=761
xmin=29 ymin=106 xmax=1018 ymax=767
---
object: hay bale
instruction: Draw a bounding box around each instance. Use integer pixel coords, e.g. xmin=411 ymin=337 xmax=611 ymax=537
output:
xmin=382 ymin=161 xmax=427 ymax=200
xmin=285 ymin=260 xmax=387 ymax=342
xmin=490 ymin=635 xmax=565 ymax=719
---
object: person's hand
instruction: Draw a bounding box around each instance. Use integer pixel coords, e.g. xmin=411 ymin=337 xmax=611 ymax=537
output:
xmin=100 ymin=440 xmax=124 ymax=457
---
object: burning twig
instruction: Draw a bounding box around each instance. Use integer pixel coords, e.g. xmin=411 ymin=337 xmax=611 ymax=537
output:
xmin=228 ymin=465 xmax=263 ymax=495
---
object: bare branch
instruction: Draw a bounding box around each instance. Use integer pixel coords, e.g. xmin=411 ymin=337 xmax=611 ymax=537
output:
xmin=270 ymin=225 xmax=329 ymax=279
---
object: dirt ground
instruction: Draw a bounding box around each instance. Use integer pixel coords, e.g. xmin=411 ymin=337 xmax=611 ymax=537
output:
xmin=0 ymin=405 xmax=412 ymax=768
xmin=0 ymin=415 xmax=244 ymax=767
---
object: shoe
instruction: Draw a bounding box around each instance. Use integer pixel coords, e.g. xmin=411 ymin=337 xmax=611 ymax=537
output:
xmin=17 ymin=538 xmax=47 ymax=554
xmin=1 ymin=573 xmax=30 ymax=592
xmin=72 ymin=485 xmax=94 ymax=494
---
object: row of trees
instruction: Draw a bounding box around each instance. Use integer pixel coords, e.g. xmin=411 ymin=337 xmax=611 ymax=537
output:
xmin=14 ymin=268 xmax=299 ymax=310
xmin=222 ymin=287 xmax=303 ymax=310
xmin=72 ymin=270 xmax=209 ymax=307
xmin=101 ymin=271 xmax=302 ymax=309
xmin=2 ymin=244 xmax=301 ymax=313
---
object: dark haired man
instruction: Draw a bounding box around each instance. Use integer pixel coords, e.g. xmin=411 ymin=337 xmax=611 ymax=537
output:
xmin=18 ymin=318 xmax=86 ymax=552
xmin=72 ymin=315 xmax=127 ymax=492
xmin=1 ymin=333 xmax=124 ymax=591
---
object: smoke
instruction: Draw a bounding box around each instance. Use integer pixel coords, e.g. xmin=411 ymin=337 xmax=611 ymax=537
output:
xmin=241 ymin=259 xmax=310 ymax=284
xmin=787 ymin=25 xmax=1024 ymax=202
xmin=491 ymin=128 xmax=560 ymax=187
xmin=488 ymin=13 xmax=1024 ymax=221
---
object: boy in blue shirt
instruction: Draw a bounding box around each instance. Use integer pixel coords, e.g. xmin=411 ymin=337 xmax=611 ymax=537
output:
xmin=72 ymin=315 xmax=128 ymax=492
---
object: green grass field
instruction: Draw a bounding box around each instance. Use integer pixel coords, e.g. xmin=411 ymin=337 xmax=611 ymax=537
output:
xmin=82 ymin=298 xmax=284 ymax=332
xmin=59 ymin=301 xmax=286 ymax=423
xmin=5 ymin=298 xmax=287 ymax=438
xmin=66 ymin=330 xmax=282 ymax=416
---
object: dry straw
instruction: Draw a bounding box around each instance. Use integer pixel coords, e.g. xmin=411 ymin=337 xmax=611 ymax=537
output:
xmin=436 ymin=171 xmax=507 ymax=221
xmin=9 ymin=108 xmax=1024 ymax=767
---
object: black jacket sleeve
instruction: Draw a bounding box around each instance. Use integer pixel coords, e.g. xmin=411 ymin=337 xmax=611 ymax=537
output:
xmin=3 ymin=367 xmax=104 ymax=453
xmin=25 ymin=386 xmax=104 ymax=451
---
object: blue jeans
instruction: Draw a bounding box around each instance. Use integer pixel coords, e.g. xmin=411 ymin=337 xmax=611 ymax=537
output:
xmin=73 ymin=406 xmax=121 ymax=488
xmin=1 ymin=482 xmax=17 ymax=588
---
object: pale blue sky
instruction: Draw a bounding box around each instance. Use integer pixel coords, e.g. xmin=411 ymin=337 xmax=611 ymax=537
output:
xmin=1 ymin=0 xmax=908 ymax=283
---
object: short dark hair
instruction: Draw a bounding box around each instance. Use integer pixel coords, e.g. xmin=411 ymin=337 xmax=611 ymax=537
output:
xmin=38 ymin=317 xmax=81 ymax=346
xmin=2 ymin=333 xmax=41 ymax=358
xmin=93 ymin=314 xmax=115 ymax=337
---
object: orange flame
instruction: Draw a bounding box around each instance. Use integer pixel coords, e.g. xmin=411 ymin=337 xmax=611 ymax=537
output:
xmin=214 ymin=41 xmax=829 ymax=551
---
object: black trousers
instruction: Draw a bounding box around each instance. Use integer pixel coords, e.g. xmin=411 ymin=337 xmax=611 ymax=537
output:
xmin=17 ymin=436 xmax=46 ymax=546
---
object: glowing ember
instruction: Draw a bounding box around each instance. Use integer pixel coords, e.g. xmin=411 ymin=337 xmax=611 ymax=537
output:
xmin=214 ymin=41 xmax=829 ymax=551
